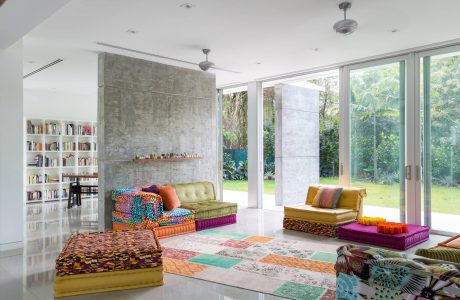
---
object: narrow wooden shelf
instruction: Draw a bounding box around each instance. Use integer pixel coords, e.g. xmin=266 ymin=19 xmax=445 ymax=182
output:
xmin=133 ymin=157 xmax=203 ymax=162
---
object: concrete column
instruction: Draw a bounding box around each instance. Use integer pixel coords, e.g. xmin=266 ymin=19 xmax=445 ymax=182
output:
xmin=247 ymin=82 xmax=263 ymax=208
xmin=0 ymin=41 xmax=24 ymax=251
xmin=275 ymin=84 xmax=319 ymax=206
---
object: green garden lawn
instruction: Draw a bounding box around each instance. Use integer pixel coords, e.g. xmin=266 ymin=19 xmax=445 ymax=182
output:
xmin=223 ymin=178 xmax=460 ymax=215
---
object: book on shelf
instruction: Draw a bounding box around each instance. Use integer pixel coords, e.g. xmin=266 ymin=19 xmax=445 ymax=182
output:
xmin=78 ymin=157 xmax=96 ymax=166
xmin=28 ymin=174 xmax=43 ymax=184
xmin=78 ymin=142 xmax=91 ymax=151
xmin=28 ymin=155 xmax=43 ymax=167
xmin=78 ymin=124 xmax=92 ymax=136
xmin=62 ymin=142 xmax=76 ymax=151
xmin=45 ymin=142 xmax=60 ymax=151
xmin=44 ymin=156 xmax=59 ymax=167
xmin=45 ymin=189 xmax=61 ymax=200
xmin=44 ymin=174 xmax=60 ymax=183
xmin=61 ymin=188 xmax=69 ymax=198
xmin=62 ymin=154 xmax=75 ymax=166
xmin=45 ymin=122 xmax=60 ymax=135
xmin=26 ymin=120 xmax=43 ymax=134
xmin=27 ymin=141 xmax=43 ymax=151
xmin=27 ymin=191 xmax=42 ymax=201
xmin=62 ymin=122 xmax=75 ymax=135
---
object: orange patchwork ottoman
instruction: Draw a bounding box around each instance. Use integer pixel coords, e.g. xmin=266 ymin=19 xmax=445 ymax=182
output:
xmin=54 ymin=230 xmax=163 ymax=297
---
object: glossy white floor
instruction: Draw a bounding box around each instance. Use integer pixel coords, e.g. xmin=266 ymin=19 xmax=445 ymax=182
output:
xmin=0 ymin=198 xmax=445 ymax=300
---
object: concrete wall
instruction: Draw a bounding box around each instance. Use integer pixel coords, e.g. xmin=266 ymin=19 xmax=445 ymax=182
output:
xmin=0 ymin=41 xmax=24 ymax=251
xmin=98 ymin=53 xmax=217 ymax=230
xmin=275 ymin=84 xmax=319 ymax=206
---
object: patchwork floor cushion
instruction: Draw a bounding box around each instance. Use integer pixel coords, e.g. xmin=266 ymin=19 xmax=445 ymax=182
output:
xmin=180 ymin=200 xmax=237 ymax=220
xmin=157 ymin=208 xmax=194 ymax=226
xmin=112 ymin=187 xmax=163 ymax=220
xmin=338 ymin=222 xmax=430 ymax=250
xmin=54 ymin=230 xmax=163 ymax=297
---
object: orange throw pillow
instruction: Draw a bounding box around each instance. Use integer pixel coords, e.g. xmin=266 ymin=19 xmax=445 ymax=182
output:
xmin=158 ymin=185 xmax=181 ymax=211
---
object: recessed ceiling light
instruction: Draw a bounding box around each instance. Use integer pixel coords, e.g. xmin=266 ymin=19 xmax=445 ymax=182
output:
xmin=126 ymin=29 xmax=137 ymax=34
xmin=180 ymin=3 xmax=195 ymax=9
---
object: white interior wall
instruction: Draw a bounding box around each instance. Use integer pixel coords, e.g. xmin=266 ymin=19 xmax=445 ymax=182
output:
xmin=0 ymin=41 xmax=24 ymax=251
xmin=24 ymin=89 xmax=97 ymax=121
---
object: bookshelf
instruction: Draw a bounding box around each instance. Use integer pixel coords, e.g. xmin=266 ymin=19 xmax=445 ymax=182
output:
xmin=24 ymin=119 xmax=98 ymax=204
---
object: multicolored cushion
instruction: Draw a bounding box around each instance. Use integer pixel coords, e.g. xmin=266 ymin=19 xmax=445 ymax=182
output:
xmin=55 ymin=230 xmax=162 ymax=276
xmin=112 ymin=187 xmax=163 ymax=219
xmin=159 ymin=185 xmax=181 ymax=211
xmin=415 ymin=247 xmax=460 ymax=263
xmin=112 ymin=211 xmax=159 ymax=229
xmin=157 ymin=208 xmax=194 ymax=226
xmin=311 ymin=187 xmax=342 ymax=209
xmin=142 ymin=184 xmax=160 ymax=194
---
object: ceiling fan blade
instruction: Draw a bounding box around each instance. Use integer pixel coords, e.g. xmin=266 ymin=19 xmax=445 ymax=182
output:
xmin=210 ymin=66 xmax=241 ymax=74
xmin=96 ymin=42 xmax=198 ymax=66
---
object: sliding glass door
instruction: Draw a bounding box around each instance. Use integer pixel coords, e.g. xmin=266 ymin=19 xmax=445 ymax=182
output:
xmin=347 ymin=59 xmax=407 ymax=222
xmin=420 ymin=49 xmax=460 ymax=233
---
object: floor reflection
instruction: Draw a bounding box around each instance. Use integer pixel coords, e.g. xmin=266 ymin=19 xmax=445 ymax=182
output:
xmin=24 ymin=198 xmax=98 ymax=289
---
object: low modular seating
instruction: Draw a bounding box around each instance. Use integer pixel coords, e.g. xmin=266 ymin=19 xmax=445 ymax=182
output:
xmin=112 ymin=187 xmax=196 ymax=238
xmin=111 ymin=182 xmax=237 ymax=237
xmin=283 ymin=185 xmax=366 ymax=237
xmin=54 ymin=230 xmax=163 ymax=297
xmin=335 ymin=244 xmax=460 ymax=299
xmin=173 ymin=182 xmax=238 ymax=230
xmin=338 ymin=222 xmax=430 ymax=250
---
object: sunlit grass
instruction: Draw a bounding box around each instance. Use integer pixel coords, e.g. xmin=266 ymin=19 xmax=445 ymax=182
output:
xmin=223 ymin=178 xmax=460 ymax=215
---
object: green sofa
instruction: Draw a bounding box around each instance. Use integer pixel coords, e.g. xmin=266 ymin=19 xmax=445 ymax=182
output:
xmin=173 ymin=182 xmax=237 ymax=230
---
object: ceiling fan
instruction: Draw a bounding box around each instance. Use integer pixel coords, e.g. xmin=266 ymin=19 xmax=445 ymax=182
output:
xmin=96 ymin=42 xmax=240 ymax=74
xmin=333 ymin=1 xmax=358 ymax=35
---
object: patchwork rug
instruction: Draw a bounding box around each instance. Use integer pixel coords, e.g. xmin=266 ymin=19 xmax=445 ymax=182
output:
xmin=161 ymin=229 xmax=337 ymax=300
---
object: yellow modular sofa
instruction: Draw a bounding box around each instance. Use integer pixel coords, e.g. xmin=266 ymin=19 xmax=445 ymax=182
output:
xmin=283 ymin=185 xmax=366 ymax=237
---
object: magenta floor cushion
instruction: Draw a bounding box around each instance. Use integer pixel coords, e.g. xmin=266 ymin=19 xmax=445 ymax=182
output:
xmin=195 ymin=214 xmax=236 ymax=231
xmin=338 ymin=222 xmax=430 ymax=250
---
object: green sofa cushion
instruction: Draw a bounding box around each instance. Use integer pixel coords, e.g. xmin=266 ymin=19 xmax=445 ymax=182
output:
xmin=415 ymin=246 xmax=460 ymax=263
xmin=173 ymin=182 xmax=215 ymax=203
xmin=180 ymin=200 xmax=237 ymax=220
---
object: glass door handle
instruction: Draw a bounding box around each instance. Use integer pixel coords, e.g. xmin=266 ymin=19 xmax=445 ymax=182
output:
xmin=405 ymin=165 xmax=412 ymax=180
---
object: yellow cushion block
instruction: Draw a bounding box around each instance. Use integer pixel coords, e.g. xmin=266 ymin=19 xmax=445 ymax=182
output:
xmin=284 ymin=204 xmax=358 ymax=225
xmin=306 ymin=185 xmax=366 ymax=212
xmin=54 ymin=266 xmax=163 ymax=298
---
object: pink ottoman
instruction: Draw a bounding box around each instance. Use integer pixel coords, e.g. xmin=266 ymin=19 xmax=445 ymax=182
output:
xmin=338 ymin=222 xmax=430 ymax=250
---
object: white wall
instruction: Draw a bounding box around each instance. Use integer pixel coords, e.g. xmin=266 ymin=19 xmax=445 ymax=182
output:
xmin=24 ymin=89 xmax=97 ymax=121
xmin=0 ymin=41 xmax=24 ymax=251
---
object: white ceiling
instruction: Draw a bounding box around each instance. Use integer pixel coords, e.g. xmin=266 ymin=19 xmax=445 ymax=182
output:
xmin=22 ymin=0 xmax=460 ymax=92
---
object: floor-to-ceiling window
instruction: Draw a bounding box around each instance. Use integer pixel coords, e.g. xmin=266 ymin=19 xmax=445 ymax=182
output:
xmin=420 ymin=49 xmax=460 ymax=233
xmin=218 ymin=44 xmax=460 ymax=229
xmin=348 ymin=60 xmax=406 ymax=222
xmin=221 ymin=87 xmax=249 ymax=207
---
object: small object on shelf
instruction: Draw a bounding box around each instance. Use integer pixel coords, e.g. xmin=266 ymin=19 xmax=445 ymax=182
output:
xmin=358 ymin=216 xmax=386 ymax=226
xmin=377 ymin=222 xmax=409 ymax=234
xmin=133 ymin=152 xmax=203 ymax=162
